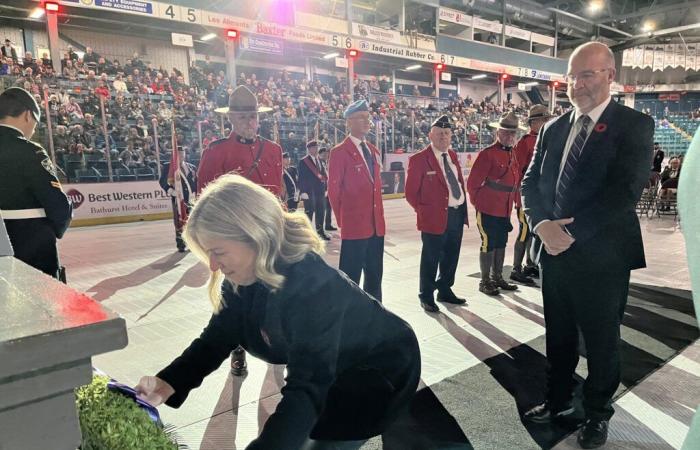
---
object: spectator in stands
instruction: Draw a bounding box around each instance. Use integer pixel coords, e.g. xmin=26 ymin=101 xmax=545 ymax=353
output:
xmin=0 ymin=56 xmax=11 ymax=75
xmin=1 ymin=38 xmax=17 ymax=61
xmin=70 ymin=124 xmax=92 ymax=150
xmin=62 ymin=59 xmax=78 ymax=80
xmin=40 ymin=52 xmax=52 ymax=69
xmin=65 ymin=97 xmax=84 ymax=120
xmin=94 ymin=127 xmax=116 ymax=154
xmin=158 ymin=101 xmax=173 ymax=122
xmin=127 ymin=127 xmax=146 ymax=150
xmin=53 ymin=125 xmax=70 ymax=159
xmin=83 ymin=47 xmax=98 ymax=70
xmin=67 ymin=46 xmax=78 ymax=61
xmin=56 ymin=106 xmax=70 ymax=127
xmin=83 ymin=113 xmax=97 ymax=134
xmin=120 ymin=144 xmax=144 ymax=169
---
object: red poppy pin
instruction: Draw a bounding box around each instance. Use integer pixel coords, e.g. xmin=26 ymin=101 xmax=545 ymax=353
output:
xmin=594 ymin=123 xmax=607 ymax=133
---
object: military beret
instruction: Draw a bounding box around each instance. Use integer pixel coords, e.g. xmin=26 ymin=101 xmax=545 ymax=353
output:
xmin=306 ymin=140 xmax=318 ymax=149
xmin=343 ymin=99 xmax=369 ymax=119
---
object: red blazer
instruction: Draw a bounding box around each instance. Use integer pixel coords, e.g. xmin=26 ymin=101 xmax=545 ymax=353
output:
xmin=197 ymin=133 xmax=283 ymax=197
xmin=513 ymin=131 xmax=537 ymax=209
xmin=466 ymin=142 xmax=520 ymax=218
xmin=405 ymin=146 xmax=469 ymax=234
xmin=328 ymin=137 xmax=385 ymax=239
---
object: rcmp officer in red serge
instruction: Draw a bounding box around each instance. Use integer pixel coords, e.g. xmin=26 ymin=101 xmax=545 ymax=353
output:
xmin=298 ymin=140 xmax=331 ymax=240
xmin=328 ymin=99 xmax=386 ymax=302
xmin=197 ymin=85 xmax=283 ymax=198
xmin=0 ymin=87 xmax=72 ymax=280
xmin=196 ymin=85 xmax=284 ymax=377
xmin=510 ymin=104 xmax=553 ymax=286
xmin=467 ymin=112 xmax=521 ymax=296
xmin=405 ymin=115 xmax=469 ymax=313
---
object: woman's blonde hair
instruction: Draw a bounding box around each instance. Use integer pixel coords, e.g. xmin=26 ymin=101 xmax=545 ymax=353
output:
xmin=183 ymin=174 xmax=324 ymax=312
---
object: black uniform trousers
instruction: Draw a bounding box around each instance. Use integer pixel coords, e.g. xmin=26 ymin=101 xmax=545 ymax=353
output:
xmin=324 ymin=197 xmax=334 ymax=228
xmin=287 ymin=199 xmax=299 ymax=212
xmin=541 ymin=252 xmax=630 ymax=421
xmin=5 ymin=219 xmax=60 ymax=278
xmin=339 ymin=235 xmax=384 ymax=302
xmin=305 ymin=189 xmax=326 ymax=232
xmin=419 ymin=203 xmax=465 ymax=301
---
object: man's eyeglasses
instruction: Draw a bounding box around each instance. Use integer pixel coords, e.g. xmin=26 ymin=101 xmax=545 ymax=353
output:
xmin=565 ymin=68 xmax=610 ymax=84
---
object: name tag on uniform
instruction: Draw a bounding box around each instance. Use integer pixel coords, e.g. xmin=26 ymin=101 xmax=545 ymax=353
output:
xmin=427 ymin=171 xmax=437 ymax=175
xmin=355 ymin=164 xmax=364 ymax=172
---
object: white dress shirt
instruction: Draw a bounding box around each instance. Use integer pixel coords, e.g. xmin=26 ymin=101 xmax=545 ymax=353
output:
xmin=431 ymin=144 xmax=465 ymax=207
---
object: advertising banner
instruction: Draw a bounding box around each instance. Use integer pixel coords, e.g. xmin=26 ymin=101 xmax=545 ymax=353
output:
xmin=64 ymin=181 xmax=172 ymax=226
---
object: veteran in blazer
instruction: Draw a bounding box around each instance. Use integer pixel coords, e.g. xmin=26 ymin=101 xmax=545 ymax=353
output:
xmin=328 ymin=100 xmax=386 ymax=302
xmin=405 ymin=115 xmax=469 ymax=313
xmin=521 ymin=42 xmax=654 ymax=449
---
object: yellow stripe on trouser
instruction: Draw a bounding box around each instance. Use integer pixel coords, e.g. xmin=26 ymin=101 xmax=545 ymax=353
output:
xmin=518 ymin=207 xmax=529 ymax=242
xmin=476 ymin=211 xmax=489 ymax=253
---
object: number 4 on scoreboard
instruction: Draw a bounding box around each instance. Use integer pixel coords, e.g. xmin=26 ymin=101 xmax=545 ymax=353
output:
xmin=160 ymin=4 xmax=199 ymax=23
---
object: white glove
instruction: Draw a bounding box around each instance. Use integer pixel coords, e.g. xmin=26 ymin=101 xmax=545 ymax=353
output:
xmin=300 ymin=193 xmax=309 ymax=200
xmin=167 ymin=187 xmax=176 ymax=197
xmin=134 ymin=376 xmax=175 ymax=407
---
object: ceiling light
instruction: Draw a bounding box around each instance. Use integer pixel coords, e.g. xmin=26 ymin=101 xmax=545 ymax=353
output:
xmin=588 ymin=0 xmax=604 ymax=14
xmin=405 ymin=64 xmax=422 ymax=71
xmin=323 ymin=52 xmax=340 ymax=59
xmin=471 ymin=74 xmax=487 ymax=80
xmin=641 ymin=20 xmax=655 ymax=33
xmin=29 ymin=7 xmax=45 ymax=19
xmin=201 ymin=33 xmax=216 ymax=41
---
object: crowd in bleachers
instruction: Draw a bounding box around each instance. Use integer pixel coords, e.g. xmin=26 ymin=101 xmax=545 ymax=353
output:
xmin=2 ymin=38 xmax=544 ymax=183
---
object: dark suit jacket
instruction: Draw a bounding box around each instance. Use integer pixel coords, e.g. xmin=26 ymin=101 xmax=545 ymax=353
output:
xmin=297 ymin=155 xmax=326 ymax=195
xmin=157 ymin=252 xmax=420 ymax=449
xmin=521 ymin=100 xmax=654 ymax=272
xmin=283 ymin=166 xmax=299 ymax=202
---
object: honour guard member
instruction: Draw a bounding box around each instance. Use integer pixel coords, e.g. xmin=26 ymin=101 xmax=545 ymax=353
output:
xmin=319 ymin=147 xmax=337 ymax=231
xmin=405 ymin=115 xmax=469 ymax=313
xmin=159 ymin=146 xmax=197 ymax=252
xmin=510 ymin=105 xmax=552 ymax=285
xmin=196 ymin=85 xmax=284 ymax=377
xmin=467 ymin=112 xmax=521 ymax=296
xmin=0 ymin=87 xmax=72 ymax=279
xmin=328 ymin=99 xmax=386 ymax=302
xmin=282 ymin=152 xmax=300 ymax=211
xmin=197 ymin=85 xmax=284 ymax=198
xmin=298 ymin=140 xmax=330 ymax=240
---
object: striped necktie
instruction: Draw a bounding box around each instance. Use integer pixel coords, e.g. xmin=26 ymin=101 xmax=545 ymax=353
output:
xmin=360 ymin=141 xmax=375 ymax=181
xmin=553 ymin=115 xmax=592 ymax=218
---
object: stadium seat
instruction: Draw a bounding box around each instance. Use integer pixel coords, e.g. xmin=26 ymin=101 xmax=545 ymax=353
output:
xmin=115 ymin=168 xmax=137 ymax=182
xmin=135 ymin=167 xmax=155 ymax=181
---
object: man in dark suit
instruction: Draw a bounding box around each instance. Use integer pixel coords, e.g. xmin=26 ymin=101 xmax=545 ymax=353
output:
xmin=282 ymin=152 xmax=299 ymax=211
xmin=652 ymin=142 xmax=665 ymax=173
xmin=405 ymin=115 xmax=469 ymax=313
xmin=521 ymin=42 xmax=654 ymax=449
xmin=318 ymin=147 xmax=337 ymax=231
xmin=160 ymin=147 xmax=196 ymax=252
xmin=298 ymin=140 xmax=330 ymax=240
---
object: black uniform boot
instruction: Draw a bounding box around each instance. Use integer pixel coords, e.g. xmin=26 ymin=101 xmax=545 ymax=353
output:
xmin=230 ymin=346 xmax=248 ymax=377
xmin=479 ymin=251 xmax=500 ymax=296
xmin=510 ymin=241 xmax=535 ymax=285
xmin=492 ymin=248 xmax=518 ymax=291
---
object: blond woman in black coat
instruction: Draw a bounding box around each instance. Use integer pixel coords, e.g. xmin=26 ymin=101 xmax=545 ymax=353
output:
xmin=136 ymin=174 xmax=421 ymax=450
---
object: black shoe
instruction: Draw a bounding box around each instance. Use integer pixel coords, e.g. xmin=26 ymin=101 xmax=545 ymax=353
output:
xmin=523 ymin=402 xmax=575 ymax=424
xmin=523 ymin=265 xmax=540 ymax=279
xmin=492 ymin=277 xmax=518 ymax=291
xmin=325 ymin=225 xmax=338 ymax=231
xmin=318 ymin=232 xmax=331 ymax=240
xmin=177 ymin=246 xmax=186 ymax=253
xmin=577 ymin=420 xmax=608 ymax=449
xmin=479 ymin=280 xmax=500 ymax=296
xmin=420 ymin=298 xmax=440 ymax=313
xmin=437 ymin=291 xmax=467 ymax=305
xmin=510 ymin=269 xmax=536 ymax=286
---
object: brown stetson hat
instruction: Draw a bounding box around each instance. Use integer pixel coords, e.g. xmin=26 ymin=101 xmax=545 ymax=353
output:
xmin=489 ymin=112 xmax=521 ymax=131
xmin=528 ymin=104 xmax=553 ymax=121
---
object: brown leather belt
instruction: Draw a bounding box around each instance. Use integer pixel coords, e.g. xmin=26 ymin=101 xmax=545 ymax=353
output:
xmin=485 ymin=179 xmax=517 ymax=193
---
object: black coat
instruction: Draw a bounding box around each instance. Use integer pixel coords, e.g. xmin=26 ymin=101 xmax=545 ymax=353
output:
xmin=157 ymin=252 xmax=421 ymax=449
xmin=0 ymin=125 xmax=72 ymax=277
xmin=297 ymin=155 xmax=326 ymax=195
xmin=521 ymin=100 xmax=654 ymax=272
xmin=283 ymin=166 xmax=299 ymax=202
xmin=652 ymin=149 xmax=665 ymax=173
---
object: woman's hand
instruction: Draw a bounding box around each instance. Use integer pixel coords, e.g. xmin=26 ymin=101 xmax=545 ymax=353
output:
xmin=134 ymin=376 xmax=175 ymax=407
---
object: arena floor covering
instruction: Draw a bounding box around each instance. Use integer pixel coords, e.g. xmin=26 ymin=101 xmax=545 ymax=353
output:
xmin=58 ymin=199 xmax=698 ymax=450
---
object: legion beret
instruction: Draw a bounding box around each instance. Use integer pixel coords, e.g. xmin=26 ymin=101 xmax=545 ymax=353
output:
xmin=343 ymin=99 xmax=369 ymax=118
xmin=306 ymin=140 xmax=318 ymax=149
